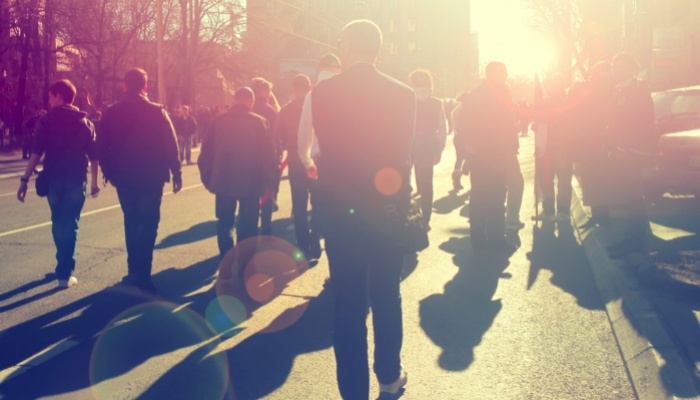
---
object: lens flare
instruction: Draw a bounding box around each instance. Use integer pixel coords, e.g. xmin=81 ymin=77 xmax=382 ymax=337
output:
xmin=205 ymin=295 xmax=247 ymax=338
xmin=374 ymin=167 xmax=402 ymax=196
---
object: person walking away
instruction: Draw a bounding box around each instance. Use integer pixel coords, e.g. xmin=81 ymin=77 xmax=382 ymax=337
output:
xmin=198 ymin=88 xmax=279 ymax=260
xmin=408 ymin=69 xmax=447 ymax=228
xmin=311 ymin=20 xmax=414 ymax=399
xmin=450 ymin=92 xmax=470 ymax=191
xmin=97 ymin=68 xmax=182 ymax=294
xmin=275 ymin=74 xmax=322 ymax=260
xmin=250 ymin=77 xmax=280 ymax=236
xmin=537 ymin=73 xmax=574 ymax=223
xmin=17 ymin=79 xmax=100 ymax=288
xmin=604 ymin=54 xmax=655 ymax=259
xmin=464 ymin=62 xmax=519 ymax=254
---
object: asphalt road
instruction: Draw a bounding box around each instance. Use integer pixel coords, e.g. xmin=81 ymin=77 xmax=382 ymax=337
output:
xmin=0 ymin=138 xmax=638 ymax=399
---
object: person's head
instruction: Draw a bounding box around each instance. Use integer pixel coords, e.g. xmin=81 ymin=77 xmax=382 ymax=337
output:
xmin=124 ymin=68 xmax=148 ymax=93
xmin=338 ymin=19 xmax=382 ymax=67
xmin=249 ymin=77 xmax=272 ymax=101
xmin=181 ymin=105 xmax=190 ymax=116
xmin=485 ymin=62 xmax=507 ymax=87
xmin=234 ymin=87 xmax=255 ymax=110
xmin=48 ymin=79 xmax=77 ymax=108
xmin=611 ymin=53 xmax=638 ymax=84
xmin=317 ymin=53 xmax=342 ymax=74
xmin=291 ymin=74 xmax=312 ymax=98
xmin=409 ymin=69 xmax=434 ymax=101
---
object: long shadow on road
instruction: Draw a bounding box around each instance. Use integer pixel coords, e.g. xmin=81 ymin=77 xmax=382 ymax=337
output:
xmin=419 ymin=236 xmax=509 ymax=371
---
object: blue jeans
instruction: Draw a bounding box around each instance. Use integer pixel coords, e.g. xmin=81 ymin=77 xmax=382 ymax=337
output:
xmin=215 ymin=194 xmax=259 ymax=259
xmin=47 ymin=178 xmax=86 ymax=280
xmin=324 ymin=213 xmax=404 ymax=400
xmin=116 ymin=184 xmax=163 ymax=282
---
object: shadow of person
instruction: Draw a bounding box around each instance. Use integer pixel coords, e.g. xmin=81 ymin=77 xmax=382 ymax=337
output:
xmin=155 ymin=220 xmax=218 ymax=249
xmin=526 ymin=222 xmax=604 ymax=310
xmin=420 ymin=236 xmax=509 ymax=371
xmin=432 ymin=190 xmax=470 ymax=215
xmin=0 ymin=273 xmax=56 ymax=313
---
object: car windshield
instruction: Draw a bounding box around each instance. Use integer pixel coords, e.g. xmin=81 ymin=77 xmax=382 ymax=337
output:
xmin=654 ymin=90 xmax=700 ymax=120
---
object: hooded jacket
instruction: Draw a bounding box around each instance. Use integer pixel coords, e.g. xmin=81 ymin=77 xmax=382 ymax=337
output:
xmin=32 ymin=104 xmax=97 ymax=181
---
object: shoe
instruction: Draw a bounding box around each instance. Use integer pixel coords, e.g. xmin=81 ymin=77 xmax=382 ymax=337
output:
xmin=379 ymin=368 xmax=407 ymax=395
xmin=120 ymin=275 xmax=158 ymax=294
xmin=57 ymin=276 xmax=78 ymax=289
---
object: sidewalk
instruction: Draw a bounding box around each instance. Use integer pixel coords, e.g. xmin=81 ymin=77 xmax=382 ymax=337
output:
xmin=571 ymin=177 xmax=700 ymax=400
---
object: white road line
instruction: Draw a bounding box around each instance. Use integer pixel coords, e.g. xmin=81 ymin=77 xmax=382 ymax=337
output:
xmin=0 ymin=338 xmax=79 ymax=384
xmin=0 ymin=171 xmax=23 ymax=180
xmin=0 ymin=183 xmax=203 ymax=238
xmin=0 ymin=188 xmax=35 ymax=198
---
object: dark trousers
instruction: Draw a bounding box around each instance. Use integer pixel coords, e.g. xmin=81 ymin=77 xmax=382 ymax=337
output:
xmin=116 ymin=184 xmax=163 ymax=282
xmin=470 ymin=157 xmax=507 ymax=245
xmin=414 ymin=163 xmax=434 ymax=224
xmin=260 ymin=194 xmax=274 ymax=236
xmin=506 ymin=153 xmax=524 ymax=224
xmin=215 ymin=194 xmax=259 ymax=258
xmin=289 ymin=162 xmax=320 ymax=254
xmin=178 ymin=136 xmax=192 ymax=163
xmin=47 ymin=178 xmax=86 ymax=280
xmin=542 ymin=151 xmax=573 ymax=215
xmin=324 ymin=214 xmax=404 ymax=400
xmin=618 ymin=160 xmax=648 ymax=252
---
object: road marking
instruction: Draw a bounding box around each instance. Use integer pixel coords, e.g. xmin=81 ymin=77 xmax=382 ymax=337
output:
xmin=0 ymin=188 xmax=35 ymax=198
xmin=0 ymin=338 xmax=79 ymax=384
xmin=0 ymin=183 xmax=203 ymax=238
xmin=0 ymin=171 xmax=24 ymax=180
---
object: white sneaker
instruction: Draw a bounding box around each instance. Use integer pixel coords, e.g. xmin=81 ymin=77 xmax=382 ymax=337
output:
xmin=379 ymin=368 xmax=407 ymax=395
xmin=57 ymin=276 xmax=77 ymax=289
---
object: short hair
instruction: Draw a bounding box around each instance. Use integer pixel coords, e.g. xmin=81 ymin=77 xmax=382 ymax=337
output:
xmin=49 ymin=79 xmax=77 ymax=104
xmin=340 ymin=19 xmax=382 ymax=58
xmin=317 ymin=53 xmax=341 ymax=71
xmin=409 ymin=69 xmax=434 ymax=89
xmin=292 ymin=74 xmax=312 ymax=93
xmin=124 ymin=68 xmax=148 ymax=91
xmin=249 ymin=77 xmax=272 ymax=96
xmin=234 ymin=87 xmax=255 ymax=103
xmin=485 ymin=62 xmax=507 ymax=78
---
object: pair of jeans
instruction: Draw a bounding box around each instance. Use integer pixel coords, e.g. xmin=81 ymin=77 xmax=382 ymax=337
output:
xmin=178 ymin=136 xmax=192 ymax=163
xmin=215 ymin=194 xmax=260 ymax=259
xmin=470 ymin=156 xmax=507 ymax=245
xmin=47 ymin=178 xmax=87 ymax=280
xmin=413 ymin=163 xmax=434 ymax=225
xmin=324 ymin=213 xmax=404 ymax=400
xmin=288 ymin=162 xmax=320 ymax=254
xmin=116 ymin=184 xmax=163 ymax=282
xmin=542 ymin=151 xmax=573 ymax=215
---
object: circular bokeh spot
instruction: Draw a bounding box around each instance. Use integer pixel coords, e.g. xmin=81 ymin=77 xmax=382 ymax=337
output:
xmin=206 ymin=295 xmax=247 ymax=338
xmin=374 ymin=167 xmax=402 ymax=196
xmin=90 ymin=301 xmax=228 ymax=400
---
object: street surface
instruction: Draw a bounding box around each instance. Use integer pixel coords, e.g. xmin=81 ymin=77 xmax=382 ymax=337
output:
xmin=0 ymin=137 xmax=638 ymax=399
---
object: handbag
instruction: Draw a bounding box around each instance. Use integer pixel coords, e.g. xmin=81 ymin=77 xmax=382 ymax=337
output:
xmin=35 ymin=169 xmax=49 ymax=197
xmin=382 ymin=198 xmax=430 ymax=254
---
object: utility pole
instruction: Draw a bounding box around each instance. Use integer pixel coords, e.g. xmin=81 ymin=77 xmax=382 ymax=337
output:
xmin=156 ymin=0 xmax=166 ymax=104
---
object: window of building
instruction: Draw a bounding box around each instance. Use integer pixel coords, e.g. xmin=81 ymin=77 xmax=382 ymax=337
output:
xmin=408 ymin=19 xmax=416 ymax=33
xmin=408 ymin=42 xmax=416 ymax=52
xmin=389 ymin=19 xmax=395 ymax=33
xmin=390 ymin=42 xmax=397 ymax=55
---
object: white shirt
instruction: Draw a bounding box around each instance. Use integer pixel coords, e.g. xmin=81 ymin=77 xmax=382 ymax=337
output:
xmin=297 ymin=69 xmax=339 ymax=169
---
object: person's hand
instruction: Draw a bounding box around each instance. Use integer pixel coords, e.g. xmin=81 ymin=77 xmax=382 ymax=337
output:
xmin=306 ymin=165 xmax=318 ymax=180
xmin=173 ymin=179 xmax=183 ymax=193
xmin=17 ymin=182 xmax=28 ymax=202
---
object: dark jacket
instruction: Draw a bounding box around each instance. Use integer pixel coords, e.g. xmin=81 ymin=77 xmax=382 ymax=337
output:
xmin=97 ymin=91 xmax=181 ymax=188
xmin=606 ymin=78 xmax=655 ymax=155
xmin=412 ymin=96 xmax=446 ymax=166
xmin=275 ymin=96 xmax=305 ymax=165
xmin=311 ymin=62 xmax=416 ymax=214
xmin=464 ymin=82 xmax=518 ymax=163
xmin=33 ymin=105 xmax=97 ymax=181
xmin=198 ymin=104 xmax=279 ymax=198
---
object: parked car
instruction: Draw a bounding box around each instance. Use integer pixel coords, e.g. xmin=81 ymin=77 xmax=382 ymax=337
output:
xmin=645 ymin=86 xmax=700 ymax=201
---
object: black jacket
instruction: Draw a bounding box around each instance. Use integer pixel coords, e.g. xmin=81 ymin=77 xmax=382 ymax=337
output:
xmin=33 ymin=105 xmax=96 ymax=181
xmin=198 ymin=104 xmax=279 ymax=198
xmin=97 ymin=92 xmax=181 ymax=188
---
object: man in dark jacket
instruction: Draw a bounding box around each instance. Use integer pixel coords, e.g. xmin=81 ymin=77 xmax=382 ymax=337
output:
xmin=311 ymin=19 xmax=414 ymax=400
xmin=275 ymin=74 xmax=321 ymax=260
xmin=464 ymin=61 xmax=519 ymax=254
xmin=17 ymin=79 xmax=100 ymax=289
xmin=198 ymin=87 xmax=279 ymax=260
xmin=97 ymin=67 xmax=182 ymax=293
xmin=177 ymin=105 xmax=197 ymax=164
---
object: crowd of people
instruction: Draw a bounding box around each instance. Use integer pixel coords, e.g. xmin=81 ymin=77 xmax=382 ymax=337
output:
xmin=13 ymin=17 xmax=655 ymax=400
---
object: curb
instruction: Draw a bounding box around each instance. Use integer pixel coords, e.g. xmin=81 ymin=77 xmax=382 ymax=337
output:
xmin=571 ymin=178 xmax=700 ymax=400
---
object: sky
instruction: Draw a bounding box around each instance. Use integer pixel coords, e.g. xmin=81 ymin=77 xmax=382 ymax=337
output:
xmin=471 ymin=0 xmax=553 ymax=77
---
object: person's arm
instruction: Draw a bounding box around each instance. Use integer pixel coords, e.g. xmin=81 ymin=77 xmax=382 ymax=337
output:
xmin=17 ymin=153 xmax=42 ymax=202
xmin=435 ymin=101 xmax=448 ymax=164
xmin=297 ymin=93 xmax=317 ymax=178
xmin=85 ymin=120 xmax=100 ymax=196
